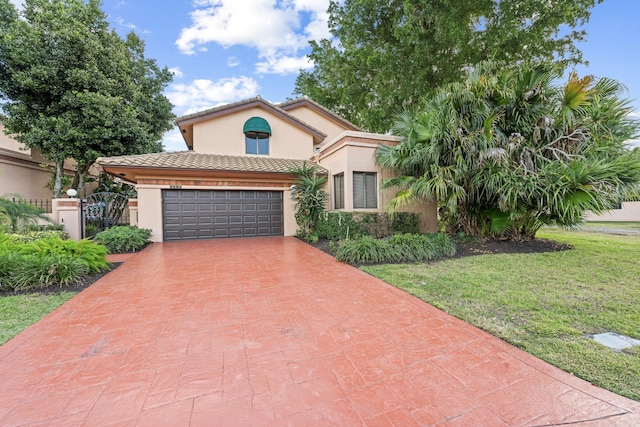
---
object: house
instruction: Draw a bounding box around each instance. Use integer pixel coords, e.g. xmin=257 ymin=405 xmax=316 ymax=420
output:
xmin=0 ymin=123 xmax=58 ymax=204
xmin=97 ymin=97 xmax=437 ymax=242
xmin=1 ymin=123 xmax=98 ymax=208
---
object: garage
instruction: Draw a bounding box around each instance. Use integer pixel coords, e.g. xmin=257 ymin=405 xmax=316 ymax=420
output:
xmin=162 ymin=189 xmax=284 ymax=241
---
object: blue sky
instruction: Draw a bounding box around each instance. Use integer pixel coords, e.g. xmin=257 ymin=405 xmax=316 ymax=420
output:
xmin=9 ymin=0 xmax=640 ymax=151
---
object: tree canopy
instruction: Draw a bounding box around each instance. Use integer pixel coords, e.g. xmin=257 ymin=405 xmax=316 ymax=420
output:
xmin=376 ymin=62 xmax=640 ymax=240
xmin=0 ymin=0 xmax=174 ymax=197
xmin=295 ymin=0 xmax=602 ymax=133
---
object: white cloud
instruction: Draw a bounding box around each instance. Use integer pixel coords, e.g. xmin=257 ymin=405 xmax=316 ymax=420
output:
xmin=163 ymin=128 xmax=188 ymax=152
xmin=227 ymin=56 xmax=240 ymax=67
xmin=168 ymin=67 xmax=184 ymax=78
xmin=116 ymin=17 xmax=137 ymax=31
xmin=256 ymin=55 xmax=313 ymax=75
xmin=166 ymin=76 xmax=259 ymax=116
xmin=175 ymin=0 xmax=330 ymax=74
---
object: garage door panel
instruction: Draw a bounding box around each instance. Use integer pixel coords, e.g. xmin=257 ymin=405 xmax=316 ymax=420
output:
xmin=163 ymin=189 xmax=284 ymax=241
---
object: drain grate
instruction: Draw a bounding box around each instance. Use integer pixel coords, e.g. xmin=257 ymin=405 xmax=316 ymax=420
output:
xmin=590 ymin=332 xmax=640 ymax=350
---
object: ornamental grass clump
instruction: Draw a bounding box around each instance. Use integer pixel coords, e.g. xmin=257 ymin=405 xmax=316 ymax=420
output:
xmin=335 ymin=233 xmax=455 ymax=265
xmin=0 ymin=234 xmax=109 ymax=291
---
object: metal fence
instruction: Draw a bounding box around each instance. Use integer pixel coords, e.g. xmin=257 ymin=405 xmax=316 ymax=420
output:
xmin=11 ymin=197 xmax=53 ymax=213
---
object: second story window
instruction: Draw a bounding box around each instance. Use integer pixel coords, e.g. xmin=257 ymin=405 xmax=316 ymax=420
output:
xmin=243 ymin=117 xmax=271 ymax=155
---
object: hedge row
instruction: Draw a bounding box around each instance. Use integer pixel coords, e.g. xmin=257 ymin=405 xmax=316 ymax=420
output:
xmin=313 ymin=211 xmax=420 ymax=240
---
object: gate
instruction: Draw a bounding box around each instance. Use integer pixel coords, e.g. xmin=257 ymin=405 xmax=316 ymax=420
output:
xmin=82 ymin=192 xmax=129 ymax=238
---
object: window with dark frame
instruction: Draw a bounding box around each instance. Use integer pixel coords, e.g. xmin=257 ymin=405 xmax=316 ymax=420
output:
xmin=353 ymin=172 xmax=377 ymax=209
xmin=333 ymin=173 xmax=344 ymax=209
xmin=245 ymin=131 xmax=269 ymax=155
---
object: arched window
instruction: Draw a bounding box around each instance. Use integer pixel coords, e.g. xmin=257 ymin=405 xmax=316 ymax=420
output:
xmin=243 ymin=117 xmax=271 ymax=155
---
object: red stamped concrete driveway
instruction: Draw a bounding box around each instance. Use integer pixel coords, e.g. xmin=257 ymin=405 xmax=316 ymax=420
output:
xmin=0 ymin=237 xmax=638 ymax=426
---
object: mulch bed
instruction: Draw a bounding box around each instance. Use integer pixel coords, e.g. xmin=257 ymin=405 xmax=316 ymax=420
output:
xmin=305 ymin=236 xmax=573 ymax=264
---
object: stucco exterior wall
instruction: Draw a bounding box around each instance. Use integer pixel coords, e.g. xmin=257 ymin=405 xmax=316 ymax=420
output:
xmin=192 ymin=107 xmax=314 ymax=159
xmin=1 ymin=125 xmax=97 ymax=200
xmin=584 ymin=202 xmax=640 ymax=222
xmin=283 ymin=105 xmax=351 ymax=143
xmin=136 ymin=186 xmax=164 ymax=242
xmin=317 ymin=133 xmax=438 ymax=232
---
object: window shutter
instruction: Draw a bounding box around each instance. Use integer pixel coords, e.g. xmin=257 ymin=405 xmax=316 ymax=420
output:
xmin=365 ymin=173 xmax=377 ymax=208
xmin=353 ymin=172 xmax=365 ymax=209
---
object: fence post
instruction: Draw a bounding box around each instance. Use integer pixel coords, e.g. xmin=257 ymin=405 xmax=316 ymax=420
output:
xmin=52 ymin=198 xmax=82 ymax=241
xmin=128 ymin=199 xmax=138 ymax=227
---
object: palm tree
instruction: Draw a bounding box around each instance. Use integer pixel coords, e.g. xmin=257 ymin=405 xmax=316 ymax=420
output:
xmin=290 ymin=162 xmax=328 ymax=237
xmin=0 ymin=195 xmax=51 ymax=233
xmin=377 ymin=61 xmax=640 ymax=240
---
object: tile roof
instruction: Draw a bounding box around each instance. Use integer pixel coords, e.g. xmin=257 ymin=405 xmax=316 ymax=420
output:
xmin=174 ymin=97 xmax=326 ymax=139
xmin=277 ymin=97 xmax=362 ymax=131
xmin=97 ymin=151 xmax=325 ymax=174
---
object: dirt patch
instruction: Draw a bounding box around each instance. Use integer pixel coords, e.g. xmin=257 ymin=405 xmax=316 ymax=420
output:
xmin=452 ymin=238 xmax=573 ymax=258
xmin=305 ymin=237 xmax=573 ymax=264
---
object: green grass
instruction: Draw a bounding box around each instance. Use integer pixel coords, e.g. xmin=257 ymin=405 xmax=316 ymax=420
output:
xmin=0 ymin=292 xmax=76 ymax=345
xmin=362 ymin=229 xmax=640 ymax=401
xmin=581 ymin=221 xmax=640 ymax=231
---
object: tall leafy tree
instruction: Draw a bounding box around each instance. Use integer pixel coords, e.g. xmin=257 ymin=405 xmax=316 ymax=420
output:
xmin=0 ymin=0 xmax=174 ymax=197
xmin=295 ymin=0 xmax=602 ymax=133
xmin=376 ymin=62 xmax=640 ymax=240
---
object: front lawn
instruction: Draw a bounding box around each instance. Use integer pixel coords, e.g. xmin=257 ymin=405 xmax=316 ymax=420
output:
xmin=0 ymin=292 xmax=76 ymax=345
xmin=362 ymin=229 xmax=640 ymax=401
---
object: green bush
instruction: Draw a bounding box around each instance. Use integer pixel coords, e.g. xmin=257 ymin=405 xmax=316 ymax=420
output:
xmin=18 ymin=237 xmax=108 ymax=273
xmin=335 ymin=236 xmax=397 ymax=264
xmin=0 ymin=252 xmax=85 ymax=291
xmin=0 ymin=234 xmax=108 ymax=291
xmin=8 ymin=229 xmax=68 ymax=243
xmin=335 ymin=233 xmax=455 ymax=265
xmin=93 ymin=226 xmax=151 ymax=253
xmin=313 ymin=211 xmax=419 ymax=240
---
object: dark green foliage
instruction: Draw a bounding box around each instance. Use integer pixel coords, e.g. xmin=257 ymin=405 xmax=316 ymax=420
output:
xmin=94 ymin=225 xmax=151 ymax=253
xmin=17 ymin=237 xmax=108 ymax=273
xmin=313 ymin=211 xmax=420 ymax=240
xmin=0 ymin=234 xmax=108 ymax=290
xmin=335 ymin=233 xmax=455 ymax=265
xmin=291 ymin=162 xmax=328 ymax=238
xmin=0 ymin=253 xmax=84 ymax=291
xmin=295 ymin=0 xmax=601 ymax=133
xmin=335 ymin=236 xmax=396 ymax=264
xmin=0 ymin=0 xmax=174 ymax=197
xmin=378 ymin=62 xmax=640 ymax=240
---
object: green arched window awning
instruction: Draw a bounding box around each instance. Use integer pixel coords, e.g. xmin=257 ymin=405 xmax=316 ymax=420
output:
xmin=243 ymin=117 xmax=272 ymax=135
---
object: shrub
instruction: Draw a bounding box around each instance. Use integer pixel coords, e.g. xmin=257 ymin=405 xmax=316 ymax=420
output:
xmin=313 ymin=211 xmax=419 ymax=240
xmin=0 ymin=252 xmax=85 ymax=291
xmin=335 ymin=236 xmax=397 ymax=264
xmin=335 ymin=233 xmax=456 ymax=265
xmin=93 ymin=226 xmax=152 ymax=253
xmin=18 ymin=237 xmax=108 ymax=273
xmin=8 ymin=229 xmax=68 ymax=243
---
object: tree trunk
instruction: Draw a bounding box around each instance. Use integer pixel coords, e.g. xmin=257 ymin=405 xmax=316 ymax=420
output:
xmin=73 ymin=163 xmax=91 ymax=195
xmin=53 ymin=160 xmax=64 ymax=198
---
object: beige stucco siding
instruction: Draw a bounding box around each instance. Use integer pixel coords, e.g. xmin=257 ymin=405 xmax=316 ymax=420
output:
xmin=317 ymin=135 xmax=438 ymax=232
xmin=0 ymin=161 xmax=52 ymax=200
xmin=192 ymin=107 xmax=314 ymax=159
xmin=584 ymin=202 xmax=640 ymax=222
xmin=284 ymin=105 xmax=351 ymax=143
xmin=136 ymin=186 xmax=164 ymax=242
xmin=320 ymin=144 xmax=381 ymax=211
